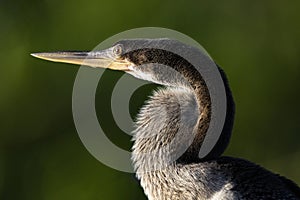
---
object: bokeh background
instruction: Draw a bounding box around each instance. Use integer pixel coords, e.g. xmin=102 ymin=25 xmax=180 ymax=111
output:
xmin=1 ymin=0 xmax=300 ymax=199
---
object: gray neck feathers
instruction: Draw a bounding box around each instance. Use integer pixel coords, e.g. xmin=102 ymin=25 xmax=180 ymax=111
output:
xmin=129 ymin=49 xmax=213 ymax=174
xmin=132 ymin=86 xmax=201 ymax=173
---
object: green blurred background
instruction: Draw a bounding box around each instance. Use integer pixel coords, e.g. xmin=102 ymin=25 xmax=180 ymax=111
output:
xmin=1 ymin=0 xmax=300 ymax=199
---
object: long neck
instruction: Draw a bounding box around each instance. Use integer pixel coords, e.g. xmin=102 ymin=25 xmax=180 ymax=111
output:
xmin=130 ymin=49 xmax=234 ymax=172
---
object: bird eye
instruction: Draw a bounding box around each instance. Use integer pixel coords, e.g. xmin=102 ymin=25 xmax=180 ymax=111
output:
xmin=113 ymin=44 xmax=123 ymax=57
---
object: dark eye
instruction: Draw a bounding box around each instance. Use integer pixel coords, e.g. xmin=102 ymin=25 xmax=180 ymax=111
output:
xmin=113 ymin=44 xmax=123 ymax=56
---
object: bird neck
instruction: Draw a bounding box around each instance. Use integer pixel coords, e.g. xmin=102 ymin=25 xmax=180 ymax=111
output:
xmin=130 ymin=49 xmax=234 ymax=173
xmin=130 ymin=49 xmax=213 ymax=172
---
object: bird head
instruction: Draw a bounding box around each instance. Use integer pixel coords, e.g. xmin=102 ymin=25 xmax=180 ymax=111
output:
xmin=31 ymin=39 xmax=192 ymax=87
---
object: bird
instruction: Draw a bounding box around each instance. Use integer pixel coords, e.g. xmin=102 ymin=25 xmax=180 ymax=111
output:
xmin=31 ymin=38 xmax=300 ymax=200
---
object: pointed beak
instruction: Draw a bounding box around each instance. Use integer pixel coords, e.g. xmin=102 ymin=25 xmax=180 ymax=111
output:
xmin=31 ymin=46 xmax=132 ymax=71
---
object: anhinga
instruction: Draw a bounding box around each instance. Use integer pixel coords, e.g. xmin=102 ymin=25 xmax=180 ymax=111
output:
xmin=32 ymin=39 xmax=300 ymax=200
